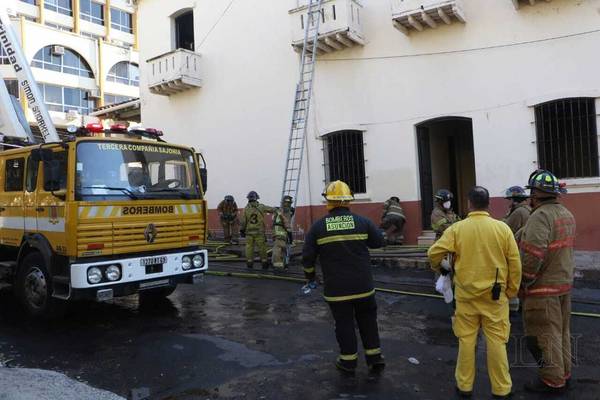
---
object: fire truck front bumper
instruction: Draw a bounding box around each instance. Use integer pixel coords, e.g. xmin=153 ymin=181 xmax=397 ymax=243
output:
xmin=68 ymin=249 xmax=208 ymax=301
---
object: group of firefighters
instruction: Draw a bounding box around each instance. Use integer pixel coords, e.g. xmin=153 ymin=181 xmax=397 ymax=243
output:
xmin=297 ymin=168 xmax=575 ymax=399
xmin=215 ymin=168 xmax=575 ymax=397
xmin=216 ymin=192 xmax=295 ymax=270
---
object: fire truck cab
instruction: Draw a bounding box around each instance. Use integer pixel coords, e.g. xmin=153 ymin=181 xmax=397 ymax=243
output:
xmin=0 ymin=127 xmax=209 ymax=318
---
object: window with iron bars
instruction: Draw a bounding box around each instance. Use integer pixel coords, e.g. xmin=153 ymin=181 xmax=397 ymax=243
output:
xmin=323 ymin=130 xmax=367 ymax=194
xmin=534 ymin=98 xmax=599 ymax=178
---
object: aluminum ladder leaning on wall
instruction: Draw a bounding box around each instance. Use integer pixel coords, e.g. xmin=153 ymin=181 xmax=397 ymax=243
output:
xmin=281 ymin=0 xmax=324 ymax=222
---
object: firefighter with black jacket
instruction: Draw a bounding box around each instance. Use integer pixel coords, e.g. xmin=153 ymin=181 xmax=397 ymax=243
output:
xmin=302 ymin=180 xmax=385 ymax=374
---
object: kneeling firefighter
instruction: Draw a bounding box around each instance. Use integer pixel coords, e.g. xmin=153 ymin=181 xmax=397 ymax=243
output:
xmin=302 ymin=180 xmax=386 ymax=374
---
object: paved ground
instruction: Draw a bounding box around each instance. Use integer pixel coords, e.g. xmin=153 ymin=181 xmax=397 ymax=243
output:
xmin=1 ymin=264 xmax=600 ymax=400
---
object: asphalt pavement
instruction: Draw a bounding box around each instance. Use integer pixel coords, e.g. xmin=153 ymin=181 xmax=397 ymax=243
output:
xmin=1 ymin=264 xmax=599 ymax=400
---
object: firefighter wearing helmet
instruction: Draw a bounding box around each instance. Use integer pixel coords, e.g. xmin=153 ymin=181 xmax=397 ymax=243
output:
xmin=271 ymin=195 xmax=295 ymax=270
xmin=519 ymin=170 xmax=576 ymax=394
xmin=302 ymin=181 xmax=385 ymax=374
xmin=217 ymin=195 xmax=240 ymax=244
xmin=502 ymin=186 xmax=531 ymax=237
xmin=431 ymin=189 xmax=459 ymax=239
xmin=240 ymin=191 xmax=275 ymax=269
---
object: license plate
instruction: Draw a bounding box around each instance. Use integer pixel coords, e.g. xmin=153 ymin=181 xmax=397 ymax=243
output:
xmin=140 ymin=256 xmax=167 ymax=266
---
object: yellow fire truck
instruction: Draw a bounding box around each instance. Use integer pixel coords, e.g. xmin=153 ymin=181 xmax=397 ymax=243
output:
xmin=0 ymin=9 xmax=208 ymax=318
xmin=0 ymin=126 xmax=209 ymax=317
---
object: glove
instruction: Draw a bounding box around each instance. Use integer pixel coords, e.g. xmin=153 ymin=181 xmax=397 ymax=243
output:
xmin=240 ymin=229 xmax=246 ymax=238
xmin=287 ymin=232 xmax=293 ymax=243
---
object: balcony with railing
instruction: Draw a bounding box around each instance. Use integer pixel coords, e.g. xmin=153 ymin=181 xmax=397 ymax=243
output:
xmin=289 ymin=0 xmax=366 ymax=54
xmin=391 ymin=0 xmax=466 ymax=35
xmin=146 ymin=49 xmax=202 ymax=96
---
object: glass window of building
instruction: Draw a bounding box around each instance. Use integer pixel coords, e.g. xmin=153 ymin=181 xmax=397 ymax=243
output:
xmin=45 ymin=0 xmax=73 ymax=16
xmin=3 ymin=80 xmax=20 ymax=99
xmin=174 ymin=10 xmax=194 ymax=51
xmin=32 ymin=46 xmax=94 ymax=78
xmin=111 ymin=8 xmax=133 ymax=33
xmin=39 ymin=83 xmax=93 ymax=115
xmin=80 ymin=0 xmax=104 ymax=25
xmin=104 ymin=94 xmax=133 ymax=105
xmin=19 ymin=0 xmax=38 ymax=5
xmin=0 ymin=47 xmax=9 ymax=65
xmin=107 ymin=62 xmax=139 ymax=86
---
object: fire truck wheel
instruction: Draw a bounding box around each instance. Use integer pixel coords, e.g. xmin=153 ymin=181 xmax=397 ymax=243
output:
xmin=17 ymin=252 xmax=66 ymax=319
xmin=138 ymin=285 xmax=177 ymax=302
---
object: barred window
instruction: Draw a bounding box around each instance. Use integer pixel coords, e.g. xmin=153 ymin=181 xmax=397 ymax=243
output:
xmin=535 ymin=98 xmax=599 ymax=178
xmin=323 ymin=130 xmax=367 ymax=194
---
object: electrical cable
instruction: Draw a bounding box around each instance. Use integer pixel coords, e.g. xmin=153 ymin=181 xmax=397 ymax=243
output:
xmin=197 ymin=0 xmax=237 ymax=49
xmin=206 ymin=270 xmax=600 ymax=319
xmin=318 ymin=28 xmax=600 ymax=63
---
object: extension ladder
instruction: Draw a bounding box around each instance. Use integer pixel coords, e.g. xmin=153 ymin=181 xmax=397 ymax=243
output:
xmin=280 ymin=0 xmax=324 ymax=214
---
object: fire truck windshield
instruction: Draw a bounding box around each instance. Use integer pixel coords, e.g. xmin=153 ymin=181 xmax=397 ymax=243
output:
xmin=75 ymin=141 xmax=201 ymax=201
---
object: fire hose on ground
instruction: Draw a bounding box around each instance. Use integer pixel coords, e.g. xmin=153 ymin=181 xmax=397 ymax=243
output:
xmin=204 ymin=269 xmax=600 ymax=319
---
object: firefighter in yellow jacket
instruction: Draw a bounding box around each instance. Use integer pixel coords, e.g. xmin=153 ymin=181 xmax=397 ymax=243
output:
xmin=271 ymin=203 xmax=292 ymax=270
xmin=240 ymin=191 xmax=274 ymax=269
xmin=428 ymin=186 xmax=521 ymax=399
xmin=431 ymin=189 xmax=459 ymax=239
xmin=520 ymin=170 xmax=575 ymax=394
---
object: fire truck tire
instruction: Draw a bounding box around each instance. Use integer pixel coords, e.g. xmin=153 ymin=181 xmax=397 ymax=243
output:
xmin=16 ymin=252 xmax=66 ymax=319
xmin=138 ymin=285 xmax=177 ymax=301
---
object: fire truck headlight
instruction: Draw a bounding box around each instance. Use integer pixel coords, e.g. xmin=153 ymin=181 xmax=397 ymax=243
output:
xmin=87 ymin=267 xmax=103 ymax=284
xmin=182 ymin=256 xmax=192 ymax=270
xmin=105 ymin=265 xmax=121 ymax=281
xmin=192 ymin=254 xmax=204 ymax=268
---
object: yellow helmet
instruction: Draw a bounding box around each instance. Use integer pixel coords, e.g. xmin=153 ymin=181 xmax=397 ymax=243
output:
xmin=322 ymin=180 xmax=354 ymax=201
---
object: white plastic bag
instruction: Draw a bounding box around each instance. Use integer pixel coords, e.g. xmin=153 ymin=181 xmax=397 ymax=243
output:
xmin=435 ymin=274 xmax=454 ymax=303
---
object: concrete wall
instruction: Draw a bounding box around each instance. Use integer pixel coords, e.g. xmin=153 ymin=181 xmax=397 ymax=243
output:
xmin=138 ymin=0 xmax=600 ymax=249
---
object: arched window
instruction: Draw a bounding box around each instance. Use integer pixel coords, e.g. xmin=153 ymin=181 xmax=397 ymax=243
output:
xmin=32 ymin=45 xmax=94 ymax=78
xmin=107 ymin=62 xmax=139 ymax=87
xmin=323 ymin=130 xmax=367 ymax=194
xmin=534 ymin=98 xmax=599 ymax=178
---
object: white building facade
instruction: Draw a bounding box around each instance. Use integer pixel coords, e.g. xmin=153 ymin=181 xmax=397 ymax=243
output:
xmin=137 ymin=0 xmax=600 ymax=251
xmin=1 ymin=0 xmax=140 ymax=132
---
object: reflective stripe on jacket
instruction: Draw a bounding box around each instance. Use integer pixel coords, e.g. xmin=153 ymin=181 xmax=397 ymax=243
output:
xmin=428 ymin=211 xmax=522 ymax=301
xmin=302 ymin=207 xmax=384 ymax=301
xmin=519 ymin=199 xmax=575 ymax=297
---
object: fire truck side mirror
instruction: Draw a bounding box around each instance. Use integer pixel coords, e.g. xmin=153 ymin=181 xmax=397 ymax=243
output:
xmin=200 ymin=168 xmax=208 ymax=193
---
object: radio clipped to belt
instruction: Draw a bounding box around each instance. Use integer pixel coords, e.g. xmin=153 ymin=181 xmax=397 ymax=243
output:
xmin=491 ymin=268 xmax=501 ymax=301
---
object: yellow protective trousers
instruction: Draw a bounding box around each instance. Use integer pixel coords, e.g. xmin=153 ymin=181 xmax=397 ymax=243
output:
xmin=453 ymin=297 xmax=512 ymax=396
xmin=271 ymin=238 xmax=287 ymax=269
xmin=245 ymin=234 xmax=268 ymax=263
